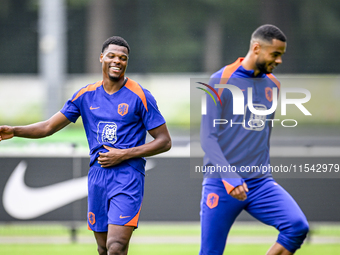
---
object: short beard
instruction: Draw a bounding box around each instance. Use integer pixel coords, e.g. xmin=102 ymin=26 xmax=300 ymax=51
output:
xmin=108 ymin=75 xmax=122 ymax=82
xmin=255 ymin=60 xmax=270 ymax=74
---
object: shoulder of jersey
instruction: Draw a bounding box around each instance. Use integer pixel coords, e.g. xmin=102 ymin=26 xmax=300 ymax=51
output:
xmin=70 ymin=78 xmax=149 ymax=111
xmin=215 ymin=58 xmax=243 ymax=96
xmin=124 ymin=78 xmax=148 ymax=111
xmin=266 ymin=73 xmax=281 ymax=90
xmin=72 ymin=80 xmax=103 ymax=102
xmin=221 ymin=58 xmax=243 ymax=80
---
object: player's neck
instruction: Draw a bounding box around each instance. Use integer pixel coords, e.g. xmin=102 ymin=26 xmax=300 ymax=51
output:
xmin=103 ymin=76 xmax=126 ymax=95
xmin=241 ymin=54 xmax=261 ymax=77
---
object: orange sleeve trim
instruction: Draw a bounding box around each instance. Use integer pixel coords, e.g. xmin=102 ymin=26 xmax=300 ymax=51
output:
xmin=222 ymin=180 xmax=235 ymax=194
xmin=125 ymin=205 xmax=142 ymax=227
xmin=124 ymin=78 xmax=148 ymax=111
xmin=218 ymin=58 xmax=243 ymax=97
xmin=267 ymin=73 xmax=281 ymax=90
xmin=72 ymin=80 xmax=103 ymax=102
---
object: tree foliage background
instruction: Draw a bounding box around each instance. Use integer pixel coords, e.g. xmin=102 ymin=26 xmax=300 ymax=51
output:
xmin=1 ymin=0 xmax=340 ymax=74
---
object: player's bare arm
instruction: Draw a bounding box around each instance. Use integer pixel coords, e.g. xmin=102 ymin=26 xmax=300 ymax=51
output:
xmin=229 ymin=182 xmax=249 ymax=201
xmin=0 ymin=112 xmax=71 ymax=141
xmin=98 ymin=123 xmax=171 ymax=167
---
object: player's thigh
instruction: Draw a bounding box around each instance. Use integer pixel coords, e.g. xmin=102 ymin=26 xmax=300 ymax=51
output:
xmin=93 ymin=231 xmax=107 ymax=251
xmin=87 ymin=165 xmax=109 ymax=232
xmin=200 ymin=185 xmax=245 ymax=255
xmin=107 ymin=165 xmax=144 ymax=228
xmin=87 ymin=163 xmax=144 ymax=232
xmin=246 ymin=179 xmax=307 ymax=231
xmin=107 ymin=224 xmax=134 ymax=250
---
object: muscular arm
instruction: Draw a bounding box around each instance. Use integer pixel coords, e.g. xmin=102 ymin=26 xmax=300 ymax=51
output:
xmin=200 ymin=84 xmax=245 ymax=198
xmin=0 ymin=112 xmax=71 ymax=141
xmin=98 ymin=123 xmax=171 ymax=167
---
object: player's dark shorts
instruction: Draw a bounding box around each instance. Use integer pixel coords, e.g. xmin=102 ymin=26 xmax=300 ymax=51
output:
xmin=199 ymin=178 xmax=309 ymax=255
xmin=87 ymin=161 xmax=144 ymax=232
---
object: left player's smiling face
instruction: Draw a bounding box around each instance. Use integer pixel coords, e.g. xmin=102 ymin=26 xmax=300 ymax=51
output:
xmin=100 ymin=44 xmax=129 ymax=81
xmin=255 ymin=39 xmax=286 ymax=74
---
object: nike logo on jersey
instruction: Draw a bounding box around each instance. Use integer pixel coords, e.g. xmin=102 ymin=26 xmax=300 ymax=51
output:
xmin=3 ymin=160 xmax=156 ymax=220
xmin=119 ymin=215 xmax=131 ymax=219
xmin=90 ymin=106 xmax=100 ymax=110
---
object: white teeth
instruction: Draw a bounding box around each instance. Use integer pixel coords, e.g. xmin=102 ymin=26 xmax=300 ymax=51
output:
xmin=110 ymin=67 xmax=120 ymax=71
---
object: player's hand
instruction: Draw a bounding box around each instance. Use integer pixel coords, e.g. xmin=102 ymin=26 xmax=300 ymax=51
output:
xmin=0 ymin=125 xmax=14 ymax=142
xmin=229 ymin=182 xmax=249 ymax=201
xmin=97 ymin=145 xmax=127 ymax=167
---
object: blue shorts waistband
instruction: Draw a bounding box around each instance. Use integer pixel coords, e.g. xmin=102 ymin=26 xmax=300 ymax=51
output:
xmin=92 ymin=160 xmax=102 ymax=168
xmin=91 ymin=160 xmax=128 ymax=169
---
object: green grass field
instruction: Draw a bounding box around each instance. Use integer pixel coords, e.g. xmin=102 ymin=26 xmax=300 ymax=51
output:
xmin=0 ymin=223 xmax=339 ymax=254
xmin=1 ymin=243 xmax=340 ymax=255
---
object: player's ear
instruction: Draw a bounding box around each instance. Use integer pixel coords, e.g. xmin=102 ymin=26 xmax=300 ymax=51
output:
xmin=252 ymin=42 xmax=261 ymax=55
xmin=99 ymin=53 xmax=103 ymax=63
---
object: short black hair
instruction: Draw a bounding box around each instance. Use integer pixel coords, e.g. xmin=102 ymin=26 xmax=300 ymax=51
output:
xmin=101 ymin=36 xmax=130 ymax=54
xmin=251 ymin=24 xmax=287 ymax=43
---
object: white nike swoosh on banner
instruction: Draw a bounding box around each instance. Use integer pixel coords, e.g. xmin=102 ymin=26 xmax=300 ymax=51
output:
xmin=3 ymin=161 xmax=88 ymax=220
xmin=3 ymin=160 xmax=156 ymax=220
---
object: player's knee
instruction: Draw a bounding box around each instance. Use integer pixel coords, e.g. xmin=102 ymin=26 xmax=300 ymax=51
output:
xmin=291 ymin=216 xmax=309 ymax=238
xmin=278 ymin=217 xmax=309 ymax=253
xmin=106 ymin=237 xmax=129 ymax=255
xmin=300 ymin=220 xmax=309 ymax=237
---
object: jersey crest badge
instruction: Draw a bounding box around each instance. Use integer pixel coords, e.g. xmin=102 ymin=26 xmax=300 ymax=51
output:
xmin=265 ymin=87 xmax=273 ymax=102
xmin=97 ymin=121 xmax=117 ymax=145
xmin=118 ymin=103 xmax=129 ymax=116
xmin=88 ymin=212 xmax=96 ymax=225
xmin=207 ymin=193 xmax=219 ymax=209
